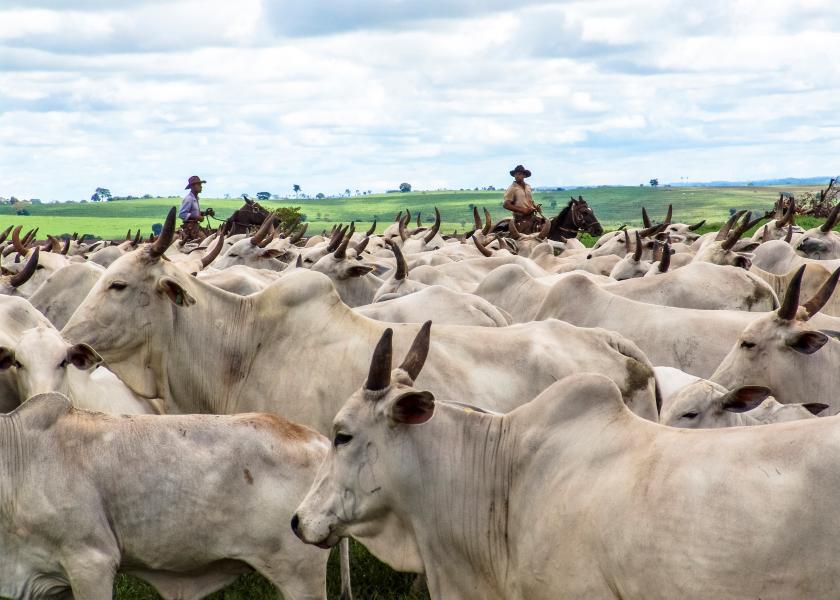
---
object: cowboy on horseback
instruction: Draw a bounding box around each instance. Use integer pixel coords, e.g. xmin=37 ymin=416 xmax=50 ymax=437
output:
xmin=503 ymin=165 xmax=545 ymax=234
xmin=179 ymin=175 xmax=208 ymax=241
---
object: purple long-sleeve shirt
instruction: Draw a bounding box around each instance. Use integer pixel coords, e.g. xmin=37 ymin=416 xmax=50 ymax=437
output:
xmin=179 ymin=191 xmax=200 ymax=221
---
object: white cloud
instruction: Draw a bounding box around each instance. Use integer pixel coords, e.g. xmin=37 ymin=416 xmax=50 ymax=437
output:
xmin=1 ymin=0 xmax=839 ymax=200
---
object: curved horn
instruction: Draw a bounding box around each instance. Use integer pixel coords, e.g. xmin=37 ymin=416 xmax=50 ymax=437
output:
xmin=538 ymin=218 xmax=550 ymax=239
xmin=200 ymin=233 xmax=225 ymax=268
xmin=638 ymin=222 xmax=667 ymax=238
xmin=365 ymin=328 xmax=393 ymax=391
xmin=60 ymin=236 xmax=71 ymax=255
xmin=365 ymin=220 xmax=377 ymax=237
xmin=473 ymin=235 xmax=493 ymax=257
xmin=641 ymin=207 xmax=652 ymax=228
xmin=334 ymin=232 xmax=351 ymax=259
xmin=784 ymin=224 xmax=793 ymax=244
xmin=398 ymin=214 xmax=408 ymax=242
xmin=326 ymin=225 xmax=347 ymax=252
xmin=664 ymin=204 xmax=673 ymax=224
xmin=802 ymin=266 xmax=840 ymax=319
xmin=132 ymin=229 xmax=142 ymax=247
xmin=404 ymin=209 xmax=411 ymax=226
xmin=687 ymin=219 xmax=706 ymax=231
xmin=623 ymin=229 xmax=630 ymax=248
xmin=149 ymin=207 xmax=177 ymax=259
xmin=9 ymin=247 xmax=39 ymax=288
xmin=250 ymin=215 xmax=274 ymax=246
xmin=821 ymin=204 xmax=840 ymax=233
xmin=399 ymin=320 xmax=432 ymax=381
xmin=354 ymin=236 xmax=370 ymax=255
xmin=23 ymin=228 xmax=37 ymax=246
xmin=508 ymin=217 xmax=521 ymax=239
xmin=633 ymin=231 xmax=643 ymax=261
xmin=658 ymin=243 xmax=671 ymax=273
xmin=46 ymin=235 xmax=60 ymax=253
xmin=715 ymin=210 xmax=747 ymax=241
xmin=11 ymin=226 xmax=28 ymax=256
xmin=742 ymin=213 xmax=767 ymax=232
xmin=0 ymin=225 xmax=12 ymax=245
xmin=392 ymin=242 xmax=408 ymax=280
xmin=778 ymin=265 xmax=805 ymax=321
xmin=258 ymin=224 xmax=276 ymax=248
xmin=473 ymin=206 xmax=482 ymax=230
xmin=416 ymin=212 xmax=422 ymax=228
xmin=721 ymin=211 xmax=753 ymax=251
xmin=762 ymin=225 xmax=770 ymax=242
xmin=125 ymin=229 xmax=132 ymax=241
xmin=289 ymin=222 xmax=308 ymax=245
xmin=482 ymin=208 xmax=492 ymax=235
xmin=423 ymin=207 xmax=441 ymax=244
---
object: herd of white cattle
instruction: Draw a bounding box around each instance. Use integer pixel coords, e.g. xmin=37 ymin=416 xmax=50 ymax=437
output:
xmin=1 ymin=200 xmax=839 ymax=600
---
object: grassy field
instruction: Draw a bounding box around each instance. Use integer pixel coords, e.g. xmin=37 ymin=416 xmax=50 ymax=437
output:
xmin=0 ymin=184 xmax=825 ymax=240
xmin=2 ymin=183 xmax=834 ymax=599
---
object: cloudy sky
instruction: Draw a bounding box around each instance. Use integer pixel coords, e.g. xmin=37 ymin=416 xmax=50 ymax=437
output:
xmin=1 ymin=0 xmax=838 ymax=200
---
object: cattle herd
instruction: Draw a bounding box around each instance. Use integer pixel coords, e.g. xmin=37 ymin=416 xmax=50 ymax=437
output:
xmin=1 ymin=196 xmax=839 ymax=599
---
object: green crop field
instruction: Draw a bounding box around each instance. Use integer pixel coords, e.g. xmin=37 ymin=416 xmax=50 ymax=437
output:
xmin=0 ymin=184 xmax=826 ymax=241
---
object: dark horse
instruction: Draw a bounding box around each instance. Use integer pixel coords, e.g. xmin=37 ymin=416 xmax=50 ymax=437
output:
xmin=223 ymin=196 xmax=274 ymax=235
xmin=493 ymin=196 xmax=604 ymax=241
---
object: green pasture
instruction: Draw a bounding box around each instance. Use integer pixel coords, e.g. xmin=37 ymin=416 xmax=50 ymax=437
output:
xmin=0 ymin=184 xmax=824 ymax=240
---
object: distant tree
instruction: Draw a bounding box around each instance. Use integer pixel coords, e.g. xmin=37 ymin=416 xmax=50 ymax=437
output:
xmin=223 ymin=193 xmax=230 ymax=199
xmin=30 ymin=198 xmax=42 ymax=204
xmin=143 ymin=194 xmax=153 ymax=199
xmin=344 ymin=188 xmax=351 ymax=197
xmin=293 ymin=184 xmax=302 ymax=197
xmin=399 ymin=183 xmax=411 ymax=192
xmin=316 ymin=193 xmax=325 ymax=199
xmin=256 ymin=192 xmax=271 ymax=201
xmin=91 ymin=187 xmax=112 ymax=202
xmin=15 ymin=208 xmax=30 ymax=216
xmin=649 ymin=179 xmax=659 ymax=187
xmin=355 ymin=189 xmax=360 ymax=196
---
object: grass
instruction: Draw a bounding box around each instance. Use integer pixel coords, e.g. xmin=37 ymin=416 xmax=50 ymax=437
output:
xmin=0 ymin=184 xmax=826 ymax=240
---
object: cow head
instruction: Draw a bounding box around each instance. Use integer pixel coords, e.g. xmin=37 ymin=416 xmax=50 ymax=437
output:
xmin=292 ymin=322 xmax=433 ymax=571
xmin=711 ymin=265 xmax=840 ymax=404
xmin=660 ymin=380 xmax=771 ymax=428
xmin=796 ymin=205 xmax=840 ymax=259
xmin=693 ymin=210 xmax=762 ymax=269
xmin=212 ymin=216 xmax=287 ymax=271
xmin=0 ymin=326 xmax=101 ymax=400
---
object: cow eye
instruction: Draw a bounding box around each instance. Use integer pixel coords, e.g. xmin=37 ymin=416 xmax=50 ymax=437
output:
xmin=741 ymin=341 xmax=756 ymax=349
xmin=333 ymin=433 xmax=353 ymax=447
xmin=59 ymin=359 xmax=68 ymax=368
xmin=13 ymin=360 xmax=22 ymax=369
xmin=229 ymin=253 xmax=239 ymax=258
xmin=682 ymin=412 xmax=698 ymax=419
xmin=109 ymin=281 xmax=127 ymax=291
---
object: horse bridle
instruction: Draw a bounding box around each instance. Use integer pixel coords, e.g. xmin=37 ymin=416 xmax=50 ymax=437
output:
xmin=555 ymin=201 xmax=589 ymax=237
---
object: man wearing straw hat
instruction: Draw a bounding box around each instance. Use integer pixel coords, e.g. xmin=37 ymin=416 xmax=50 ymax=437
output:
xmin=503 ymin=164 xmax=544 ymax=233
xmin=179 ymin=175 xmax=207 ymax=241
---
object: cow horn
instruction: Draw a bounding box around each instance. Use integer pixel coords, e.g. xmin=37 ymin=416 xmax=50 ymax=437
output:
xmin=354 ymin=236 xmax=370 ymax=255
xmin=365 ymin=328 xmax=393 ymax=391
xmin=47 ymin=235 xmax=60 ymax=252
xmin=715 ymin=210 xmax=747 ymax=241
xmin=473 ymin=235 xmax=494 ymax=257
xmin=289 ymin=222 xmax=308 ymax=245
xmin=762 ymin=225 xmax=770 ymax=242
xmin=200 ymin=233 xmax=225 ymax=268
xmin=9 ymin=247 xmax=38 ymax=288
xmin=742 ymin=213 xmax=767 ymax=232
xmin=784 ymin=224 xmax=793 ymax=244
xmin=125 ymin=229 xmax=132 ymax=241
xmin=258 ymin=224 xmax=276 ymax=248
xmin=777 ymin=265 xmax=805 ymax=321
xmin=334 ymin=231 xmax=351 ymax=259
xmin=483 ymin=208 xmax=492 ymax=235
xmin=365 ymin=220 xmax=377 ymax=237
xmin=472 ymin=206 xmax=482 ymax=230
xmin=61 ymin=236 xmax=71 ymax=255
xmin=638 ymin=222 xmax=667 ymax=238
xmin=392 ymin=242 xmax=408 ymax=280
xmin=394 ymin=212 xmax=402 ymax=223
xmin=326 ymin=225 xmax=347 ymax=252
xmin=508 ymin=217 xmax=521 ymax=239
xmin=149 ymin=207 xmax=177 ymax=259
xmin=295 ymin=253 xmax=303 ymax=268
xmin=776 ymin=200 xmax=796 ymax=227
xmin=623 ymin=229 xmax=631 ymax=248
xmin=821 ymin=204 xmax=840 ymax=233
xmin=633 ymin=231 xmax=643 ymax=261
xmin=0 ymin=225 xmax=11 ymax=245
xmin=250 ymin=215 xmax=274 ymax=246
xmin=416 ymin=212 xmax=422 ymax=228
xmin=423 ymin=207 xmax=441 ymax=244
xmin=132 ymin=229 xmax=142 ymax=247
xmin=802 ymin=266 xmax=840 ymax=319
xmin=664 ymin=204 xmax=673 ymax=224
xmin=398 ymin=214 xmax=408 ymax=242
xmin=721 ymin=211 xmax=752 ymax=251
xmin=24 ymin=228 xmax=37 ymax=245
xmin=11 ymin=226 xmax=28 ymax=256
xmin=404 ymin=210 xmax=411 ymax=225
xmin=72 ymin=232 xmax=78 ymax=240
xmin=538 ymin=218 xmax=550 ymax=239
xmin=659 ymin=243 xmax=671 ymax=273
xmin=687 ymin=219 xmax=706 ymax=231
xmin=641 ymin=207 xmax=652 ymax=228
xmin=399 ymin=320 xmax=432 ymax=381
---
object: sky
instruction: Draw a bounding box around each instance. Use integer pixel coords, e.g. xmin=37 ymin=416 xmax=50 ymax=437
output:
xmin=1 ymin=0 xmax=839 ymax=200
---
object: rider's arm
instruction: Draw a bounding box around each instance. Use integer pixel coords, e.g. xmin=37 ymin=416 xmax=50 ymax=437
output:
xmin=503 ymin=187 xmax=534 ymax=215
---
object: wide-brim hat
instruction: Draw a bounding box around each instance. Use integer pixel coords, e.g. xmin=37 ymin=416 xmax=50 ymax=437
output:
xmin=185 ymin=175 xmax=207 ymax=189
xmin=510 ymin=165 xmax=531 ymax=178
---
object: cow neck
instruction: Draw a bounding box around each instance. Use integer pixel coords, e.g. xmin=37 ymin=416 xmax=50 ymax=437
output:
xmin=395 ymin=403 xmax=517 ymax=599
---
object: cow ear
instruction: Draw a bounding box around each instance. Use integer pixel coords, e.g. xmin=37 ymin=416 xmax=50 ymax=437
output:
xmin=802 ymin=402 xmax=830 ymax=416
xmin=387 ymin=390 xmax=435 ymax=425
xmin=739 ymin=242 xmax=761 ymax=252
xmin=260 ymin=249 xmax=283 ymax=259
xmin=345 ymin=265 xmax=374 ymax=278
xmin=157 ymin=277 xmax=196 ymax=307
xmin=720 ymin=386 xmax=771 ymax=413
xmin=0 ymin=347 xmax=15 ymax=370
xmin=66 ymin=344 xmax=102 ymax=370
xmin=786 ymin=331 xmax=829 ymax=354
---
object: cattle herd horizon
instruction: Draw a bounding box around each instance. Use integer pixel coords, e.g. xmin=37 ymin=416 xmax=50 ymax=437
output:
xmin=1 ymin=192 xmax=840 ymax=599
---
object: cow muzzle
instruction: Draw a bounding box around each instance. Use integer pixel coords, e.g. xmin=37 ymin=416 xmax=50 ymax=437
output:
xmin=291 ymin=512 xmax=341 ymax=549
